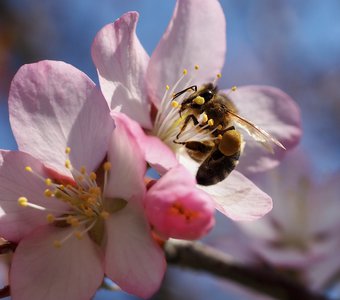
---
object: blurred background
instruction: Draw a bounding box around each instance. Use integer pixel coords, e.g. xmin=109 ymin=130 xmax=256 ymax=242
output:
xmin=1 ymin=0 xmax=340 ymax=299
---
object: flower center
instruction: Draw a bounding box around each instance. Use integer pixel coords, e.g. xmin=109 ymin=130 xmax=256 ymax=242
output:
xmin=151 ymin=66 xmax=227 ymax=152
xmin=17 ymin=147 xmax=118 ymax=248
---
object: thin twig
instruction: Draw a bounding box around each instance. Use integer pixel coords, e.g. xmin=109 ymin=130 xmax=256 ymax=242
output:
xmin=165 ymin=240 xmax=329 ymax=300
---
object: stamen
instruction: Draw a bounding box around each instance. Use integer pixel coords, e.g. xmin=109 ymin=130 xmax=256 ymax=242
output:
xmin=231 ymin=86 xmax=237 ymax=92
xmin=208 ymin=119 xmax=214 ymax=126
xmin=44 ymin=189 xmax=53 ymax=197
xmin=171 ymin=100 xmax=180 ymax=108
xmin=182 ymin=69 xmax=188 ymax=75
xmin=166 ymin=85 xmax=170 ymax=91
xmin=194 ymin=64 xmax=200 ymax=70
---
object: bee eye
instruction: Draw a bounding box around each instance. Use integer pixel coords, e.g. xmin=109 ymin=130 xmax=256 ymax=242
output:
xmin=200 ymin=90 xmax=214 ymax=101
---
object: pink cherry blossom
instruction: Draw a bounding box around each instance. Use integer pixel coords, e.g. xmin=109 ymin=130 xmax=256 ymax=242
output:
xmin=91 ymin=0 xmax=302 ymax=221
xmin=0 ymin=60 xmax=169 ymax=299
xmin=210 ymin=147 xmax=340 ymax=291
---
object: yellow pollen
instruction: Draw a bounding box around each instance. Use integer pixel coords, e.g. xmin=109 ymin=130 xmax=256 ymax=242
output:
xmin=89 ymin=187 xmax=101 ymax=195
xmin=208 ymin=119 xmax=214 ymax=126
xmin=46 ymin=214 xmax=55 ymax=223
xmin=100 ymin=211 xmax=110 ymax=220
xmin=182 ymin=69 xmax=188 ymax=75
xmin=166 ymin=85 xmax=170 ymax=90
xmin=53 ymin=240 xmax=62 ymax=248
xmin=216 ymin=73 xmax=222 ymax=78
xmin=59 ymin=185 xmax=65 ymax=191
xmin=74 ymin=231 xmax=83 ymax=240
xmin=25 ymin=166 xmax=32 ymax=172
xmin=80 ymin=166 xmax=86 ymax=174
xmin=84 ymin=208 xmax=95 ymax=217
xmin=45 ymin=178 xmax=52 ymax=186
xmin=171 ymin=100 xmax=179 ymax=108
xmin=65 ymin=159 xmax=71 ymax=169
xmin=54 ymin=190 xmax=63 ymax=199
xmin=65 ymin=147 xmax=71 ymax=154
xmin=194 ymin=64 xmax=200 ymax=70
xmin=231 ymin=86 xmax=237 ymax=92
xmin=217 ymin=134 xmax=223 ymax=140
xmin=202 ymin=113 xmax=208 ymax=123
xmin=76 ymin=175 xmax=84 ymax=182
xmin=89 ymin=172 xmax=97 ymax=180
xmin=217 ymin=124 xmax=223 ymax=130
xmin=87 ymin=197 xmax=97 ymax=205
xmin=44 ymin=189 xmax=53 ymax=198
xmin=18 ymin=197 xmax=28 ymax=207
xmin=193 ymin=96 xmax=205 ymax=105
xmin=103 ymin=162 xmax=111 ymax=171
xmin=67 ymin=216 xmax=79 ymax=227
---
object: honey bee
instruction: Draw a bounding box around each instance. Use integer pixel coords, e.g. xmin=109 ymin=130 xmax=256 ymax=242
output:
xmin=172 ymin=83 xmax=285 ymax=186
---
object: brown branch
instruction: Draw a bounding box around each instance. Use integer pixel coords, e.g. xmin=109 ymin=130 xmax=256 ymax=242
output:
xmin=165 ymin=240 xmax=329 ymax=300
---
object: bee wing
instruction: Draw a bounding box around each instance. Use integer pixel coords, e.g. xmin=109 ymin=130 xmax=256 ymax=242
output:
xmin=227 ymin=110 xmax=286 ymax=153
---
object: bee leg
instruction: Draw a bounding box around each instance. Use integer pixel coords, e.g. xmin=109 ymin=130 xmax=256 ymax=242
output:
xmin=175 ymin=114 xmax=199 ymax=140
xmin=172 ymin=85 xmax=197 ymax=100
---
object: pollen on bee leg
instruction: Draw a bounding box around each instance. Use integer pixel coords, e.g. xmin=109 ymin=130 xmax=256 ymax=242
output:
xmin=193 ymin=96 xmax=205 ymax=105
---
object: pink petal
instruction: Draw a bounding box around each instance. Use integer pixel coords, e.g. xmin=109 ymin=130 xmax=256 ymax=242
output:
xmin=113 ymin=112 xmax=178 ymax=175
xmin=225 ymin=85 xmax=302 ymax=175
xmin=92 ymin=12 xmax=152 ymax=128
xmin=145 ymin=165 xmax=215 ymax=240
xmin=10 ymin=225 xmax=103 ymax=300
xmin=105 ymin=113 xmax=146 ymax=202
xmin=147 ymin=0 xmax=226 ymax=105
xmin=105 ymin=204 xmax=165 ymax=298
xmin=9 ymin=60 xmax=114 ymax=176
xmin=0 ymin=151 xmax=69 ymax=242
xmin=201 ymin=171 xmax=273 ymax=221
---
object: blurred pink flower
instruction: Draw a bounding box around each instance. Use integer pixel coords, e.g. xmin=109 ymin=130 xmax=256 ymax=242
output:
xmin=91 ymin=0 xmax=302 ymax=222
xmin=210 ymin=148 xmax=340 ymax=291
xmin=0 ymin=61 xmax=172 ymax=299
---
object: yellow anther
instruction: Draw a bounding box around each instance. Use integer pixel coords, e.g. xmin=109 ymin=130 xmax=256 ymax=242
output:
xmin=166 ymin=85 xmax=170 ymax=91
xmin=182 ymin=69 xmax=188 ymax=75
xmin=87 ymin=197 xmax=96 ymax=205
xmin=25 ymin=166 xmax=32 ymax=172
xmin=67 ymin=216 xmax=79 ymax=227
xmin=202 ymin=113 xmax=208 ymax=123
xmin=54 ymin=190 xmax=63 ymax=199
xmin=44 ymin=189 xmax=53 ymax=198
xmin=74 ymin=231 xmax=83 ymax=240
xmin=231 ymin=86 xmax=237 ymax=92
xmin=46 ymin=214 xmax=55 ymax=223
xmin=65 ymin=147 xmax=71 ymax=154
xmin=76 ymin=175 xmax=84 ymax=182
xmin=80 ymin=166 xmax=86 ymax=174
xmin=84 ymin=209 xmax=95 ymax=217
xmin=18 ymin=197 xmax=28 ymax=207
xmin=208 ymin=119 xmax=214 ymax=126
xmin=90 ymin=172 xmax=97 ymax=181
xmin=59 ymin=185 xmax=65 ymax=191
xmin=53 ymin=240 xmax=62 ymax=248
xmin=100 ymin=211 xmax=110 ymax=220
xmin=216 ymin=73 xmax=222 ymax=78
xmin=65 ymin=159 xmax=71 ymax=169
xmin=171 ymin=100 xmax=179 ymax=108
xmin=103 ymin=162 xmax=111 ymax=171
xmin=193 ymin=96 xmax=205 ymax=105
xmin=45 ymin=178 xmax=52 ymax=186
xmin=194 ymin=64 xmax=200 ymax=70
xmin=217 ymin=134 xmax=223 ymax=140
xmin=89 ymin=187 xmax=101 ymax=195
xmin=217 ymin=124 xmax=223 ymax=130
